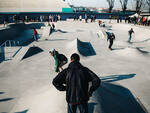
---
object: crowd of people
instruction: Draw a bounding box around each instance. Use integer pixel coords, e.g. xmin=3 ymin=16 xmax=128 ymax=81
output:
xmin=73 ymin=14 xmax=96 ymax=23
xmin=125 ymin=16 xmax=150 ymax=26
xmin=0 ymin=14 xmax=61 ymax=26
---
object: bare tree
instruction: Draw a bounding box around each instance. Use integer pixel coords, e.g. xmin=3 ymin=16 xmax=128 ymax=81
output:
xmin=120 ymin=0 xmax=128 ymax=12
xmin=134 ymin=0 xmax=146 ymax=14
xmin=147 ymin=0 xmax=150 ymax=12
xmin=106 ymin=0 xmax=115 ymax=13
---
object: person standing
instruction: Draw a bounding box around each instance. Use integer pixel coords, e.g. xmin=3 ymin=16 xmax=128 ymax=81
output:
xmin=33 ymin=28 xmax=38 ymax=41
xmin=79 ymin=15 xmax=82 ymax=21
xmin=98 ymin=20 xmax=102 ymax=27
xmin=52 ymin=53 xmax=100 ymax=113
xmin=107 ymin=32 xmax=115 ymax=50
xmin=49 ymin=24 xmax=53 ymax=36
xmin=85 ymin=14 xmax=88 ymax=23
xmin=128 ymin=28 xmax=134 ymax=42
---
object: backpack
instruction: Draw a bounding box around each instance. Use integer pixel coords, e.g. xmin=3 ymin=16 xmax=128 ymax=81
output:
xmin=57 ymin=54 xmax=68 ymax=62
xmin=106 ymin=32 xmax=111 ymax=39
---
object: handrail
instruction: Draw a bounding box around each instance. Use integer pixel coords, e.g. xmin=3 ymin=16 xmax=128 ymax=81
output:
xmin=0 ymin=40 xmax=20 ymax=48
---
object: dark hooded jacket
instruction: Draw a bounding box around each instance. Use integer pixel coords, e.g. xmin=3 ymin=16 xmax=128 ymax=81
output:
xmin=52 ymin=61 xmax=100 ymax=103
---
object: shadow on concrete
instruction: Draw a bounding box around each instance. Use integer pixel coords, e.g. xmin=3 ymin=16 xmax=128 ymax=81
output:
xmin=28 ymin=23 xmax=45 ymax=29
xmin=0 ymin=92 xmax=5 ymax=94
xmin=101 ymin=74 xmax=136 ymax=83
xmin=0 ymin=23 xmax=44 ymax=45
xmin=88 ymin=103 xmax=97 ymax=113
xmin=55 ymin=29 xmax=68 ymax=33
xmin=0 ymin=98 xmax=14 ymax=102
xmin=128 ymin=41 xmax=133 ymax=44
xmin=46 ymin=39 xmax=68 ymax=41
xmin=94 ymin=82 xmax=147 ymax=113
xmin=111 ymin=48 xmax=125 ymax=51
xmin=0 ymin=47 xmax=5 ymax=63
xmin=77 ymin=39 xmax=96 ymax=56
xmin=22 ymin=46 xmax=43 ymax=60
xmin=49 ymin=29 xmax=68 ymax=35
xmin=15 ymin=109 xmax=29 ymax=113
xmin=132 ymin=38 xmax=150 ymax=44
xmin=136 ymin=47 xmax=149 ymax=54
xmin=21 ymin=38 xmax=34 ymax=46
xmin=0 ymin=23 xmax=27 ymax=45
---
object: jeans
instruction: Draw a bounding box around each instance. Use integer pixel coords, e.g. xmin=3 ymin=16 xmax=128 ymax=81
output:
xmin=68 ymin=102 xmax=88 ymax=113
xmin=128 ymin=35 xmax=132 ymax=42
xmin=109 ymin=41 xmax=113 ymax=49
xmin=34 ymin=34 xmax=38 ymax=41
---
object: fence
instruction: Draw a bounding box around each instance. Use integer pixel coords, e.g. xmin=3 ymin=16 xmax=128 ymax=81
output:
xmin=0 ymin=40 xmax=21 ymax=62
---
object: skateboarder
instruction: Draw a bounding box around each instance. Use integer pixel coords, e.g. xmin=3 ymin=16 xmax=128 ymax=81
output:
xmin=107 ymin=32 xmax=115 ymax=50
xmin=49 ymin=49 xmax=68 ymax=73
xmin=53 ymin=53 xmax=101 ymax=113
xmin=128 ymin=28 xmax=134 ymax=42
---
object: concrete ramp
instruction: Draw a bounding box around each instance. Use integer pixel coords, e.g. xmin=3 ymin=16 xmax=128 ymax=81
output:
xmin=22 ymin=46 xmax=43 ymax=60
xmin=97 ymin=30 xmax=105 ymax=39
xmin=67 ymin=38 xmax=96 ymax=57
xmin=42 ymin=27 xmax=50 ymax=39
xmin=5 ymin=47 xmax=22 ymax=60
xmin=14 ymin=47 xmax=29 ymax=61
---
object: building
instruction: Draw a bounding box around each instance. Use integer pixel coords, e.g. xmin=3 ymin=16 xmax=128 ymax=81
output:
xmin=0 ymin=0 xmax=70 ymax=12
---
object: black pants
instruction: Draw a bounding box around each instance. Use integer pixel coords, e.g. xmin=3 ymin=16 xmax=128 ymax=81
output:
xmin=109 ymin=41 xmax=113 ymax=49
xmin=34 ymin=34 xmax=38 ymax=41
xmin=68 ymin=102 xmax=88 ymax=113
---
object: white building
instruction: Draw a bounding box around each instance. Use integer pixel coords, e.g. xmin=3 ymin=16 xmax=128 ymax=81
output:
xmin=0 ymin=0 xmax=70 ymax=12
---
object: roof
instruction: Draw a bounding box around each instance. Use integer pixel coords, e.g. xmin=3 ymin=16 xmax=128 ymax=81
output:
xmin=0 ymin=0 xmax=70 ymax=12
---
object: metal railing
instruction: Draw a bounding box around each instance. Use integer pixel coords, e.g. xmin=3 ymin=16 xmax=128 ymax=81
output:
xmin=0 ymin=40 xmax=20 ymax=48
xmin=0 ymin=40 xmax=21 ymax=62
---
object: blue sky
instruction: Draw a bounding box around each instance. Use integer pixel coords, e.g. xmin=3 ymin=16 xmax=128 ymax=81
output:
xmin=66 ymin=0 xmax=134 ymax=9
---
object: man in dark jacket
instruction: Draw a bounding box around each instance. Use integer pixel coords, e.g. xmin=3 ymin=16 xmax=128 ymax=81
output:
xmin=52 ymin=53 xmax=100 ymax=113
xmin=128 ymin=28 xmax=134 ymax=42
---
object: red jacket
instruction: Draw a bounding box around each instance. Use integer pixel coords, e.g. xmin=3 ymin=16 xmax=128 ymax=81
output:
xmin=33 ymin=29 xmax=37 ymax=35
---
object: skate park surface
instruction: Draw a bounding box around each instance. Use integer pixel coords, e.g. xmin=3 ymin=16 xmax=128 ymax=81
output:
xmin=0 ymin=20 xmax=150 ymax=113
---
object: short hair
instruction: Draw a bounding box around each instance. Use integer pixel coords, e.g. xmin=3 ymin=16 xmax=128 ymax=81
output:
xmin=71 ymin=53 xmax=80 ymax=61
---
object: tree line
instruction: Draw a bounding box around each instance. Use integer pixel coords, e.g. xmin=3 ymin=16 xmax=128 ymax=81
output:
xmin=106 ymin=0 xmax=150 ymax=13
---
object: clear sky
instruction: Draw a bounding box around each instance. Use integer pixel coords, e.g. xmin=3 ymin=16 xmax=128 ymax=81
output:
xmin=66 ymin=0 xmax=134 ymax=9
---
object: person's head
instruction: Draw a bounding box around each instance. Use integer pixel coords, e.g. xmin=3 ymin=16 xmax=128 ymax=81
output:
xmin=70 ymin=53 xmax=80 ymax=62
xmin=49 ymin=48 xmax=55 ymax=56
xmin=49 ymin=51 xmax=53 ymax=56
xmin=110 ymin=32 xmax=114 ymax=37
xmin=131 ymin=28 xmax=133 ymax=30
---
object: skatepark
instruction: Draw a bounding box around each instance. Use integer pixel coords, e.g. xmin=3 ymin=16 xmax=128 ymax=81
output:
xmin=0 ymin=19 xmax=150 ymax=113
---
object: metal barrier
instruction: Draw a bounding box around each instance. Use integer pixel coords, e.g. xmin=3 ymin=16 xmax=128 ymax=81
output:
xmin=0 ymin=40 xmax=21 ymax=62
xmin=0 ymin=40 xmax=20 ymax=47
